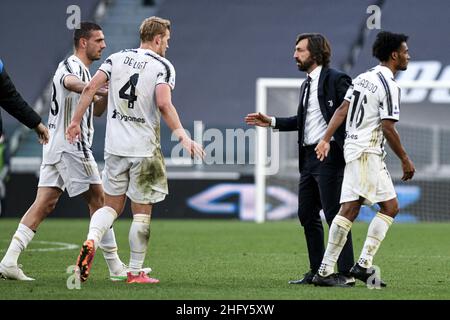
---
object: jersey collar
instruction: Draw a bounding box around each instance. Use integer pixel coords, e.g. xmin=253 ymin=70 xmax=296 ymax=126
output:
xmin=70 ymin=54 xmax=88 ymax=70
xmin=376 ymin=65 xmax=395 ymax=80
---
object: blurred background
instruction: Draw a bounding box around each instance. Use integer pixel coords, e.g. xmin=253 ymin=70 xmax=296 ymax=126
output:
xmin=0 ymin=0 xmax=449 ymax=222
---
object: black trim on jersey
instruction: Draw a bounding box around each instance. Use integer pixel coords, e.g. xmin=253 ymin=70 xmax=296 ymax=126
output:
xmin=121 ymin=49 xmax=138 ymax=53
xmin=86 ymin=71 xmax=93 ymax=146
xmin=60 ymin=74 xmax=65 ymax=86
xmin=64 ymin=59 xmax=74 ymax=74
xmin=144 ymin=52 xmax=171 ymax=83
xmin=80 ymin=139 xmax=90 ymax=159
xmin=377 ymin=72 xmax=393 ymax=116
xmin=98 ymin=69 xmax=110 ymax=80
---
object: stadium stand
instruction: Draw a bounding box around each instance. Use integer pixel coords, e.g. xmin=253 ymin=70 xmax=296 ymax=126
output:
xmin=157 ymin=0 xmax=377 ymax=127
xmin=0 ymin=0 xmax=100 ymax=136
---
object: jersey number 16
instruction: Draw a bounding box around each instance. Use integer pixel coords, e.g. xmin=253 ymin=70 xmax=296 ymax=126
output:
xmin=349 ymin=90 xmax=367 ymax=129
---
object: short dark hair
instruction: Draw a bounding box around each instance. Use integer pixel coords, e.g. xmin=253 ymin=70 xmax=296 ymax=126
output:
xmin=296 ymin=33 xmax=331 ymax=67
xmin=74 ymin=22 xmax=102 ymax=48
xmin=372 ymin=31 xmax=408 ymax=62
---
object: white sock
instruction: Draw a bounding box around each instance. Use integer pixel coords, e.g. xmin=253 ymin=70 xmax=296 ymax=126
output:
xmin=318 ymin=215 xmax=353 ymax=277
xmin=87 ymin=206 xmax=118 ymax=249
xmin=358 ymin=212 xmax=394 ymax=268
xmin=1 ymin=224 xmax=35 ymax=267
xmin=129 ymin=214 xmax=151 ymax=271
xmin=99 ymin=227 xmax=124 ymax=273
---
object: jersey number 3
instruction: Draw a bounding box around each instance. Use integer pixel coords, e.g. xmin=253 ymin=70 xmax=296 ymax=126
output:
xmin=50 ymin=82 xmax=59 ymax=116
xmin=119 ymin=73 xmax=140 ymax=109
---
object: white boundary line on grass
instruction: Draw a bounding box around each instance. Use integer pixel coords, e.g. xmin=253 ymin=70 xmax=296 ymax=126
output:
xmin=0 ymin=240 xmax=78 ymax=252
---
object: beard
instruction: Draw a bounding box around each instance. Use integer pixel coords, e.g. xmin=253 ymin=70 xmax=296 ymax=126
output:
xmin=398 ymin=62 xmax=408 ymax=71
xmin=87 ymin=49 xmax=102 ymax=61
xmin=296 ymin=57 xmax=314 ymax=72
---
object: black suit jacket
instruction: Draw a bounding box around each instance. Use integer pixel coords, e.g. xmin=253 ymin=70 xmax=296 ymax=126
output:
xmin=274 ymin=66 xmax=351 ymax=170
xmin=0 ymin=59 xmax=41 ymax=135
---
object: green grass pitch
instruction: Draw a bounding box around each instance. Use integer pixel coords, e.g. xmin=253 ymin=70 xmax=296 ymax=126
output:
xmin=0 ymin=218 xmax=449 ymax=300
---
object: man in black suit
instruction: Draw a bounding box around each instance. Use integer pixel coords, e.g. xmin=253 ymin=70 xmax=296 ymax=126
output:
xmin=0 ymin=58 xmax=48 ymax=141
xmin=245 ymin=33 xmax=354 ymax=286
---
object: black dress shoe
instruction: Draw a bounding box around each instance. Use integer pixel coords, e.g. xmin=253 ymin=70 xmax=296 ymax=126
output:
xmin=337 ymin=273 xmax=356 ymax=286
xmin=349 ymin=263 xmax=387 ymax=288
xmin=288 ymin=271 xmax=315 ymax=284
xmin=311 ymin=273 xmax=353 ymax=288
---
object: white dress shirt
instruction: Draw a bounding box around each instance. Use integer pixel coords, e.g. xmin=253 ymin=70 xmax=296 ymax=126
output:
xmin=303 ymin=65 xmax=331 ymax=146
xmin=271 ymin=65 xmax=333 ymax=146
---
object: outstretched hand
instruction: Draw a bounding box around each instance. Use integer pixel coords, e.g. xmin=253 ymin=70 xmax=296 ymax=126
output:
xmin=315 ymin=140 xmax=330 ymax=161
xmin=245 ymin=112 xmax=271 ymax=127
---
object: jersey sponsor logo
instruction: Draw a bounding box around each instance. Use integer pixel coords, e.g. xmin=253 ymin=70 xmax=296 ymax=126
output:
xmin=345 ymin=131 xmax=358 ymax=140
xmin=111 ymin=109 xmax=145 ymax=124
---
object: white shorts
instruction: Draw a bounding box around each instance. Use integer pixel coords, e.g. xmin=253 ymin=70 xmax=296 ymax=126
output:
xmin=38 ymin=152 xmax=101 ymax=197
xmin=102 ymin=150 xmax=168 ymax=204
xmin=340 ymin=153 xmax=396 ymax=205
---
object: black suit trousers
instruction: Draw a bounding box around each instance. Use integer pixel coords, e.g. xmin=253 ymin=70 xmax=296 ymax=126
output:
xmin=297 ymin=142 xmax=354 ymax=274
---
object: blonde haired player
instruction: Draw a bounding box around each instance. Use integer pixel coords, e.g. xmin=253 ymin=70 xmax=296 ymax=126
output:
xmin=67 ymin=16 xmax=204 ymax=284
xmin=0 ymin=22 xmax=146 ymax=281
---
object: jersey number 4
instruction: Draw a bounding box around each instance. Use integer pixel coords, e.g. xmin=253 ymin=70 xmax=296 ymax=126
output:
xmin=349 ymin=90 xmax=367 ymax=128
xmin=119 ymin=73 xmax=140 ymax=109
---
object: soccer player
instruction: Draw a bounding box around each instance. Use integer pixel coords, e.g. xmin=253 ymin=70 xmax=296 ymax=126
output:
xmin=66 ymin=16 xmax=205 ymax=284
xmin=312 ymin=31 xmax=415 ymax=287
xmin=0 ymin=22 xmax=144 ymax=281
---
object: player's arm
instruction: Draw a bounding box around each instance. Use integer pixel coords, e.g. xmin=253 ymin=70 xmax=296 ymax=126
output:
xmin=155 ymin=84 xmax=205 ymax=159
xmin=64 ymin=75 xmax=108 ymax=97
xmin=382 ymin=119 xmax=415 ymax=181
xmin=66 ymin=70 xmax=108 ymax=143
xmin=315 ymin=100 xmax=350 ymax=160
xmin=64 ymin=75 xmax=108 ymax=117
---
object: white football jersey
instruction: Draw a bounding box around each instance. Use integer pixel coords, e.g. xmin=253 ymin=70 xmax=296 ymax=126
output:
xmin=43 ymin=55 xmax=94 ymax=164
xmin=99 ymin=48 xmax=175 ymax=157
xmin=343 ymin=65 xmax=401 ymax=163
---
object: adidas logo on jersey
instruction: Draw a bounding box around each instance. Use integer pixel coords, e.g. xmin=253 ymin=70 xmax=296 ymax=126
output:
xmin=112 ymin=109 xmax=145 ymax=124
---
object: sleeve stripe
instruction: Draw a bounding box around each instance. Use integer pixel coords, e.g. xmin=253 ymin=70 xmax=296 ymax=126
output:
xmin=0 ymin=59 xmax=3 ymax=73
xmin=64 ymin=59 xmax=74 ymax=74
xmin=377 ymin=72 xmax=393 ymax=116
xmin=98 ymin=68 xmax=110 ymax=80
xmin=144 ymin=52 xmax=172 ymax=83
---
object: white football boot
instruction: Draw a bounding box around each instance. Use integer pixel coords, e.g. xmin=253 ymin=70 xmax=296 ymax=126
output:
xmin=0 ymin=263 xmax=35 ymax=281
